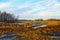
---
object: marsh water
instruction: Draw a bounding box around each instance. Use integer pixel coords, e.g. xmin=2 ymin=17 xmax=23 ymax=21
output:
xmin=0 ymin=32 xmax=60 ymax=40
xmin=0 ymin=33 xmax=16 ymax=40
xmin=0 ymin=23 xmax=60 ymax=40
xmin=46 ymin=32 xmax=60 ymax=36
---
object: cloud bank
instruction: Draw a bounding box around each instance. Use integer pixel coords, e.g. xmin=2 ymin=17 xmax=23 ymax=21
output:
xmin=0 ymin=0 xmax=60 ymax=19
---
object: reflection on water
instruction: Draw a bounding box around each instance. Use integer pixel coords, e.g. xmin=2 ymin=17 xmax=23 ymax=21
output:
xmin=46 ymin=32 xmax=60 ymax=36
xmin=49 ymin=38 xmax=60 ymax=40
xmin=30 ymin=24 xmax=47 ymax=29
xmin=0 ymin=33 xmax=16 ymax=40
xmin=14 ymin=22 xmax=24 ymax=24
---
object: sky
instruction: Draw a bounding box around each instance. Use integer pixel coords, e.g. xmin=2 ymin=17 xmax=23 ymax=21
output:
xmin=0 ymin=0 xmax=60 ymax=20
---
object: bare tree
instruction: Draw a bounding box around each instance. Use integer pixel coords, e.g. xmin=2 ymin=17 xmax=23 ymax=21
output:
xmin=0 ymin=11 xmax=18 ymax=23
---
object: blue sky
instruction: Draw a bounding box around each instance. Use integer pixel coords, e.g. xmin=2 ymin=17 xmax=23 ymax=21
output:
xmin=0 ymin=0 xmax=60 ymax=20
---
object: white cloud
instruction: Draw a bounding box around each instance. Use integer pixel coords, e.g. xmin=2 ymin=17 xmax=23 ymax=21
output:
xmin=0 ymin=2 xmax=11 ymax=9
xmin=0 ymin=0 xmax=60 ymax=19
xmin=17 ymin=0 xmax=60 ymax=19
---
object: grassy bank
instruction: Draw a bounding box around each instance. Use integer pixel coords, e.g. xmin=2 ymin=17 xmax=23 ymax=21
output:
xmin=0 ymin=21 xmax=60 ymax=40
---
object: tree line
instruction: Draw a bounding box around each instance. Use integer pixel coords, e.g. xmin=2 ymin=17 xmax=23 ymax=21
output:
xmin=0 ymin=11 xmax=18 ymax=23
